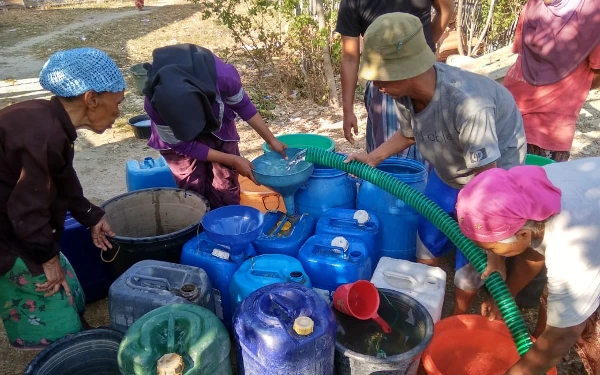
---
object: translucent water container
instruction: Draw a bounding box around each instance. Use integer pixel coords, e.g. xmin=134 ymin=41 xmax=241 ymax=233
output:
xmin=109 ymin=260 xmax=215 ymax=333
xmin=229 ymin=254 xmax=311 ymax=314
xmin=371 ymin=257 xmax=446 ymax=322
xmin=297 ymin=234 xmax=372 ymax=304
xmin=119 ymin=304 xmax=232 ymax=375
xmin=315 ymin=208 xmax=379 ymax=271
xmin=234 ymin=283 xmax=336 ymax=375
xmin=125 ymin=156 xmax=176 ymax=192
xmin=253 ymin=211 xmax=316 ymax=257
xmin=180 ymin=232 xmax=255 ymax=328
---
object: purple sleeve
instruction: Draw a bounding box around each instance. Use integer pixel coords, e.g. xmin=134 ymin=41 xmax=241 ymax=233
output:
xmin=169 ymin=141 xmax=211 ymax=161
xmin=219 ymin=64 xmax=258 ymax=121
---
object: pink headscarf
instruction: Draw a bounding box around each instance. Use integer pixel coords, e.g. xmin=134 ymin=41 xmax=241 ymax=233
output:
xmin=456 ymin=166 xmax=562 ymax=243
xmin=521 ymin=0 xmax=600 ymax=85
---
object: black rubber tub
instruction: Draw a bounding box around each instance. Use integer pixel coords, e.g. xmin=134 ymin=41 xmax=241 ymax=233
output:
xmin=334 ymin=288 xmax=434 ymax=375
xmin=100 ymin=188 xmax=210 ymax=278
xmin=23 ymin=329 xmax=123 ymax=375
xmin=128 ymin=114 xmax=151 ymax=140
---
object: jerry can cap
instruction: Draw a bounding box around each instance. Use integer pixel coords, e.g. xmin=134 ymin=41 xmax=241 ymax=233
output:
xmin=353 ymin=210 xmax=370 ymax=225
xmin=157 ymin=353 xmax=184 ymax=375
xmin=331 ymin=236 xmax=349 ymax=252
xmin=293 ymin=316 xmax=314 ymax=335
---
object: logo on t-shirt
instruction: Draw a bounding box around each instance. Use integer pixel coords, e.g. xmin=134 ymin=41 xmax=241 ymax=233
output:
xmin=470 ymin=148 xmax=488 ymax=163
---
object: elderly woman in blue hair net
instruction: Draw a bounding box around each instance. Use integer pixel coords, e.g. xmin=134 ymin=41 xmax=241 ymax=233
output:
xmin=0 ymin=48 xmax=123 ymax=349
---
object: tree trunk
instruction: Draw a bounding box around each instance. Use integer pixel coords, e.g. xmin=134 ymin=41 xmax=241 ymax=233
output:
xmin=469 ymin=0 xmax=497 ymax=56
xmin=315 ymin=0 xmax=340 ymax=107
xmin=456 ymin=0 xmax=465 ymax=56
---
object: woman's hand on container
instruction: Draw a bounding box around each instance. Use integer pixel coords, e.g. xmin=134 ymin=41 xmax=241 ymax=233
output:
xmin=481 ymin=299 xmax=502 ymax=321
xmin=36 ymin=255 xmax=71 ymax=297
xmin=92 ymin=217 xmax=115 ymax=251
xmin=233 ymin=156 xmax=259 ymax=185
xmin=268 ymin=139 xmax=288 ymax=159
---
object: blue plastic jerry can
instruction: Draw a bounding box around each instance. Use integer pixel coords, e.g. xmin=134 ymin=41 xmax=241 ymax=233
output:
xmin=125 ymin=156 xmax=177 ymax=192
xmin=315 ymin=208 xmax=379 ymax=271
xmin=253 ymin=212 xmax=316 ymax=257
xmin=297 ymin=234 xmax=372 ymax=304
xmin=180 ymin=232 xmax=255 ymax=328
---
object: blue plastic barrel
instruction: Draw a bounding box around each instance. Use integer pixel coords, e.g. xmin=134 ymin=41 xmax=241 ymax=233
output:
xmin=60 ymin=213 xmax=114 ymax=303
xmin=253 ymin=212 xmax=316 ymax=257
xmin=234 ymin=283 xmax=336 ymax=375
xmin=125 ymin=156 xmax=176 ymax=192
xmin=315 ymin=208 xmax=379 ymax=272
xmin=356 ymin=157 xmax=427 ymax=262
xmin=230 ymin=254 xmax=311 ymax=314
xmin=294 ymin=164 xmax=356 ymax=220
xmin=108 ymin=260 xmax=215 ymax=333
xmin=180 ymin=232 xmax=255 ymax=328
xmin=297 ymin=234 xmax=372 ymax=304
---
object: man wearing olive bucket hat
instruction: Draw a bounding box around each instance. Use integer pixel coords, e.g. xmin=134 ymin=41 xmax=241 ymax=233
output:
xmin=346 ymin=12 xmax=527 ymax=314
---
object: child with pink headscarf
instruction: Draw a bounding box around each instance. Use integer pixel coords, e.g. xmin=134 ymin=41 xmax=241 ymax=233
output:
xmin=456 ymin=157 xmax=600 ymax=374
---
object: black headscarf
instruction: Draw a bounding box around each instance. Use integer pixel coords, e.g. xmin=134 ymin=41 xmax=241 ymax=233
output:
xmin=143 ymin=44 xmax=220 ymax=141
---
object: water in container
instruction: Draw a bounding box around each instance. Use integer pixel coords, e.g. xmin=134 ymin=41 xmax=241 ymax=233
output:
xmin=61 ymin=213 xmax=114 ymax=303
xmin=234 ymin=283 xmax=337 ymax=375
xmin=297 ymin=234 xmax=372 ymax=304
xmin=315 ymin=209 xmax=379 ymax=271
xmin=253 ymin=211 xmax=316 ymax=257
xmin=109 ymin=260 xmax=215 ymax=333
xmin=229 ymin=254 xmax=311 ymax=314
xmin=356 ymin=157 xmax=427 ymax=262
xmin=180 ymin=232 xmax=255 ymax=328
xmin=371 ymin=257 xmax=446 ymax=323
xmin=125 ymin=156 xmax=176 ymax=192
xmin=119 ymin=304 xmax=232 ymax=375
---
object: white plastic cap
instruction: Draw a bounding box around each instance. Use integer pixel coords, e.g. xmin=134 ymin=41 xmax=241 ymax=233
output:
xmin=353 ymin=210 xmax=370 ymax=225
xmin=331 ymin=236 xmax=349 ymax=252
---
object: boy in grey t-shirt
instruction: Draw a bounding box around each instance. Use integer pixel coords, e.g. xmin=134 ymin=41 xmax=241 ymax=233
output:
xmin=347 ymin=12 xmax=526 ymax=314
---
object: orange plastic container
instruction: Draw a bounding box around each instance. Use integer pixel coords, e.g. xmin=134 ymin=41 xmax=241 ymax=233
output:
xmin=239 ymin=175 xmax=285 ymax=213
xmin=422 ymin=315 xmax=557 ymax=375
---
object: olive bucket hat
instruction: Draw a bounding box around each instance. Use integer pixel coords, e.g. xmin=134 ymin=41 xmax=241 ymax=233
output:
xmin=359 ymin=12 xmax=436 ymax=81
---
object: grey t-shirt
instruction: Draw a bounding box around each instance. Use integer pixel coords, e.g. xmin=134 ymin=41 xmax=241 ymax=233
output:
xmin=396 ymin=63 xmax=526 ymax=188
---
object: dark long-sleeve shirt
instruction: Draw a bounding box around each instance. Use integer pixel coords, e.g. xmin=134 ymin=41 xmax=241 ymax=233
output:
xmin=0 ymin=97 xmax=104 ymax=276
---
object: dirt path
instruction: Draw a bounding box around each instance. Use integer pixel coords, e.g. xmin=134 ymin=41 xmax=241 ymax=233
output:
xmin=0 ymin=7 xmax=161 ymax=80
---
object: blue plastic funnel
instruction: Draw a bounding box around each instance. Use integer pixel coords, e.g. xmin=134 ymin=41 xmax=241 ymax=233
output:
xmin=201 ymin=205 xmax=264 ymax=255
xmin=252 ymin=148 xmax=314 ymax=215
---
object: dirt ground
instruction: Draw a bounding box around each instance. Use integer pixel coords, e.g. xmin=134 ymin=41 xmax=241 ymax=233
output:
xmin=0 ymin=2 xmax=599 ymax=374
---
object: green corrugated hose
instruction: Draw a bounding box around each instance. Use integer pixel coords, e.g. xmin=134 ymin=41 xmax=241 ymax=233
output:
xmin=305 ymin=148 xmax=533 ymax=355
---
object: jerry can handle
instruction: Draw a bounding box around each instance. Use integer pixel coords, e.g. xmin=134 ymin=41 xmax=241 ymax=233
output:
xmin=329 ymin=217 xmax=357 ymax=228
xmin=142 ymin=156 xmax=155 ymax=168
xmin=262 ymin=194 xmax=281 ymax=212
xmin=382 ymin=270 xmax=418 ymax=286
xmin=126 ymin=274 xmax=173 ymax=292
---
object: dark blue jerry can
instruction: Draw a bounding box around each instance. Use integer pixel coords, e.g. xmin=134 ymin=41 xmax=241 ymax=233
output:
xmin=297 ymin=234 xmax=372 ymax=304
xmin=253 ymin=211 xmax=316 ymax=257
xmin=234 ymin=282 xmax=336 ymax=375
xmin=60 ymin=213 xmax=114 ymax=303
xmin=180 ymin=232 xmax=255 ymax=328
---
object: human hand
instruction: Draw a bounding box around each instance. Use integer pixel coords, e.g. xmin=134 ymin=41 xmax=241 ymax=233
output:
xmin=268 ymin=139 xmax=288 ymax=159
xmin=36 ymin=255 xmax=70 ymax=297
xmin=343 ymin=152 xmax=378 ymax=167
xmin=481 ymin=251 xmax=507 ymax=281
xmin=92 ymin=217 xmax=115 ymax=251
xmin=481 ymin=299 xmax=502 ymax=321
xmin=343 ymin=112 xmax=359 ymax=144
xmin=233 ymin=156 xmax=259 ymax=185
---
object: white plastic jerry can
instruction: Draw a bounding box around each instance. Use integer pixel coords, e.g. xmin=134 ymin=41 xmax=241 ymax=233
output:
xmin=370 ymin=257 xmax=446 ymax=323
